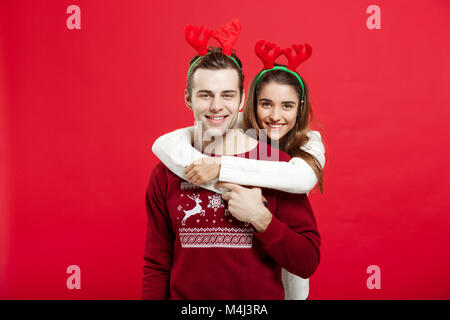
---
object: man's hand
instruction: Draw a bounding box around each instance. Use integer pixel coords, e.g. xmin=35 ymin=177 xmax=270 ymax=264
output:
xmin=184 ymin=157 xmax=221 ymax=185
xmin=214 ymin=182 xmax=272 ymax=232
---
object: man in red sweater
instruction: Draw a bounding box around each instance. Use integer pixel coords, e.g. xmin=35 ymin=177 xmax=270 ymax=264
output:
xmin=142 ymin=48 xmax=320 ymax=299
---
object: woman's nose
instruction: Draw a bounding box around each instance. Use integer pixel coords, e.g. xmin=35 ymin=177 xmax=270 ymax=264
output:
xmin=269 ymin=106 xmax=281 ymax=121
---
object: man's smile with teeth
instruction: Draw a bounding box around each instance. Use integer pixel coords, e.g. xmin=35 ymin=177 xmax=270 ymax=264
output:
xmin=206 ymin=115 xmax=228 ymax=120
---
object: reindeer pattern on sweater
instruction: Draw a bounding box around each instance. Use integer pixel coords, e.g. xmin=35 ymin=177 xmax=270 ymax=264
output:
xmin=176 ymin=181 xmax=253 ymax=248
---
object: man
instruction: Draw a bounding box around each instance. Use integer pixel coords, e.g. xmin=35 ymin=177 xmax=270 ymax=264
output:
xmin=142 ymin=48 xmax=320 ymax=299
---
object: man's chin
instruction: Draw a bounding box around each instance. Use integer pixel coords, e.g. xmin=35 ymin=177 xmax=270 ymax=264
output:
xmin=204 ymin=127 xmax=226 ymax=138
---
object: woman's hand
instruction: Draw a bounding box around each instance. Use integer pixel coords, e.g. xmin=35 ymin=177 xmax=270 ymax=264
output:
xmin=184 ymin=157 xmax=221 ymax=185
xmin=214 ymin=182 xmax=272 ymax=232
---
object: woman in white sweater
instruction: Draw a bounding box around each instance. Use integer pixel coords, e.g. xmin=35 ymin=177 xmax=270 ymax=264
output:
xmin=152 ymin=58 xmax=325 ymax=299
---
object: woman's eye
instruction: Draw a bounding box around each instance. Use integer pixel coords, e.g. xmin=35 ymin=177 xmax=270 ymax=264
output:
xmin=283 ymin=104 xmax=294 ymax=110
xmin=223 ymin=94 xmax=233 ymax=99
xmin=261 ymin=102 xmax=271 ymax=108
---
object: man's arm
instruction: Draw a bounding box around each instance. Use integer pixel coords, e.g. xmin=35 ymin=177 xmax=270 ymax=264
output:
xmin=142 ymin=163 xmax=174 ymax=300
xmin=253 ymin=192 xmax=321 ymax=279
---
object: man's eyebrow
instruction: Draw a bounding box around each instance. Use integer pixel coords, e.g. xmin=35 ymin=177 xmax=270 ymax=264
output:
xmin=196 ymin=89 xmax=238 ymax=95
xmin=196 ymin=90 xmax=213 ymax=94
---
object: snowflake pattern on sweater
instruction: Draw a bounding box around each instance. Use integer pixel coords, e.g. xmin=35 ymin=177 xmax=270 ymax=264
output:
xmin=207 ymin=194 xmax=224 ymax=212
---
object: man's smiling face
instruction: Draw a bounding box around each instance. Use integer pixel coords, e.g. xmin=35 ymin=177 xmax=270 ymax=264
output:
xmin=186 ymin=68 xmax=244 ymax=137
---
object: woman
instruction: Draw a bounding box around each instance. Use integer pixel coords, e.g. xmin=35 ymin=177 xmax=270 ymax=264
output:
xmin=152 ymin=42 xmax=324 ymax=299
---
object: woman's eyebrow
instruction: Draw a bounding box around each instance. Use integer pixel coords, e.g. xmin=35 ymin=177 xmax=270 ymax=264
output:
xmin=281 ymin=100 xmax=297 ymax=105
xmin=259 ymin=98 xmax=272 ymax=102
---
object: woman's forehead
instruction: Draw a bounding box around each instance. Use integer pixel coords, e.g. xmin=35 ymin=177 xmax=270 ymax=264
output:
xmin=258 ymin=82 xmax=299 ymax=102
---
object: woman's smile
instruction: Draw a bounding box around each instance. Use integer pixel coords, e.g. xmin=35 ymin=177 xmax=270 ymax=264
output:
xmin=265 ymin=122 xmax=287 ymax=130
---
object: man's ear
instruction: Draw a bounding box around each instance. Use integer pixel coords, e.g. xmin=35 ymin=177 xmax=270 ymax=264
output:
xmin=185 ymin=89 xmax=192 ymax=110
xmin=239 ymin=89 xmax=246 ymax=112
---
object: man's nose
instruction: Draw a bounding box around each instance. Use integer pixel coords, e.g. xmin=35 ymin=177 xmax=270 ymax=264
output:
xmin=209 ymin=96 xmax=223 ymax=113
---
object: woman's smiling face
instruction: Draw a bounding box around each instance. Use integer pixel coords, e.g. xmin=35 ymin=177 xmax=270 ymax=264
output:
xmin=256 ymin=81 xmax=299 ymax=141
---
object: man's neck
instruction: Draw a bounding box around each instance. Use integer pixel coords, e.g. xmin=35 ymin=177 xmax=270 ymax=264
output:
xmin=195 ymin=128 xmax=258 ymax=156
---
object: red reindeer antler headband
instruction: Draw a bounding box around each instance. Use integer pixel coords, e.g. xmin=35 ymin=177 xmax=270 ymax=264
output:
xmin=185 ymin=19 xmax=242 ymax=76
xmin=255 ymin=40 xmax=312 ymax=101
xmin=212 ymin=18 xmax=242 ymax=56
xmin=184 ymin=25 xmax=213 ymax=56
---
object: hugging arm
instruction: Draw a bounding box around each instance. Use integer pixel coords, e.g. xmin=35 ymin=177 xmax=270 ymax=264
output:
xmin=151 ymin=126 xmax=204 ymax=177
xmin=220 ymin=130 xmax=325 ymax=194
xmin=152 ymin=116 xmax=325 ymax=194
xmin=151 ymin=127 xmax=222 ymax=194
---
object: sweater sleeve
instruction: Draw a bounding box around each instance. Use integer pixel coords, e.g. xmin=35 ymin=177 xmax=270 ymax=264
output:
xmin=301 ymin=130 xmax=325 ymax=169
xmin=142 ymin=163 xmax=174 ymax=300
xmin=151 ymin=127 xmax=223 ymax=194
xmin=151 ymin=126 xmax=204 ymax=176
xmin=219 ymin=130 xmax=325 ymax=194
xmin=253 ymin=192 xmax=321 ymax=279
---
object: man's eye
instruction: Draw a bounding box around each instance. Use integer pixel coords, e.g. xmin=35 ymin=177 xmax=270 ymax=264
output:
xmin=223 ymin=94 xmax=234 ymax=99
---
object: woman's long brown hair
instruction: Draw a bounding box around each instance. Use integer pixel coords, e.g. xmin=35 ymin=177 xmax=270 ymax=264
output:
xmin=243 ymin=66 xmax=324 ymax=193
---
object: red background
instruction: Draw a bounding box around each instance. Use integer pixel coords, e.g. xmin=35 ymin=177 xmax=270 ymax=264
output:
xmin=1 ymin=0 xmax=449 ymax=299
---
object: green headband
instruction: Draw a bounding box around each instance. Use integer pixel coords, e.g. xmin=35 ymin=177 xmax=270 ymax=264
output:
xmin=255 ymin=66 xmax=305 ymax=101
xmin=187 ymin=52 xmax=241 ymax=79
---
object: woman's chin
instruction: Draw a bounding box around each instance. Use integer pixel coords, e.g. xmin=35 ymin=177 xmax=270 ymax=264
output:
xmin=266 ymin=132 xmax=283 ymax=141
xmin=258 ymin=126 xmax=285 ymax=142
